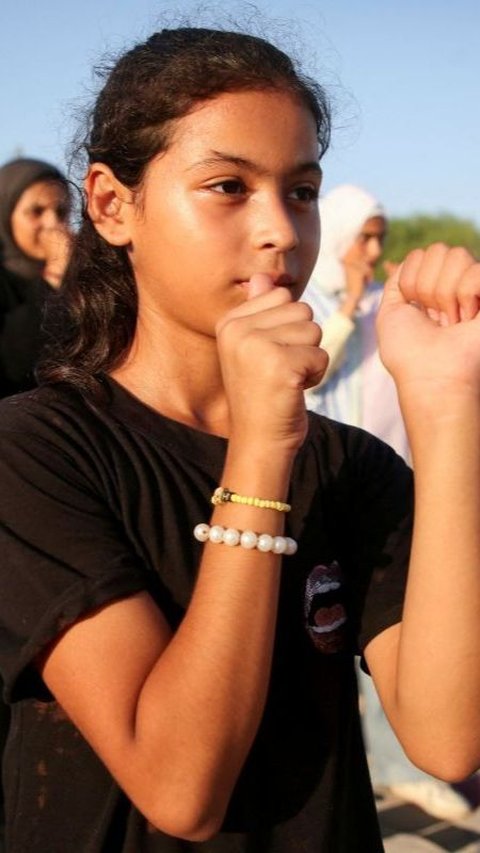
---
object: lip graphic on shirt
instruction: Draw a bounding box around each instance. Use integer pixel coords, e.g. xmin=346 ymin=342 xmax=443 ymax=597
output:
xmin=304 ymin=561 xmax=347 ymax=653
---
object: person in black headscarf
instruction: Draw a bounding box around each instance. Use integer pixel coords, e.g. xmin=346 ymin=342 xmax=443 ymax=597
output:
xmin=0 ymin=159 xmax=72 ymax=838
xmin=0 ymin=157 xmax=72 ymax=397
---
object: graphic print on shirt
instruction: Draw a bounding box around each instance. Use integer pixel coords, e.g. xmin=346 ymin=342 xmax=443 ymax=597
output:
xmin=304 ymin=561 xmax=348 ymax=653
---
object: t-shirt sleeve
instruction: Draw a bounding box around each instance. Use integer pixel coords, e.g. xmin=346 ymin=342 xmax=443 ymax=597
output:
xmin=0 ymin=405 xmax=149 ymax=702
xmin=341 ymin=426 xmax=414 ymax=655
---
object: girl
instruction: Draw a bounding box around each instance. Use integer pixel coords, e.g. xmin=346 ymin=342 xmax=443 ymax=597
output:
xmin=0 ymin=26 xmax=479 ymax=853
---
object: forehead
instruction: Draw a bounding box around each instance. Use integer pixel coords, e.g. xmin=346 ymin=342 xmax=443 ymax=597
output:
xmin=159 ymin=89 xmax=320 ymax=171
xmin=15 ymin=179 xmax=69 ymax=210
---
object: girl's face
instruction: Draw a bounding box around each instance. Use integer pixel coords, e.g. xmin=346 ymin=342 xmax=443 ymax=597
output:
xmin=10 ymin=179 xmax=70 ymax=261
xmin=342 ymin=216 xmax=387 ymax=278
xmin=126 ymin=88 xmax=321 ymax=335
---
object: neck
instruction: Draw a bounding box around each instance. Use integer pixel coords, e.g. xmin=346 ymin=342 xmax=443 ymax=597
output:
xmin=110 ymin=309 xmax=230 ymax=437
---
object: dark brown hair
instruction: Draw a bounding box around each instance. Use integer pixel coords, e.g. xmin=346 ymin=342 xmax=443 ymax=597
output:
xmin=39 ymin=27 xmax=331 ymax=395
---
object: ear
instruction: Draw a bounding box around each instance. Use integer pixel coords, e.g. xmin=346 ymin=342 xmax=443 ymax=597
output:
xmin=84 ymin=164 xmax=135 ymax=246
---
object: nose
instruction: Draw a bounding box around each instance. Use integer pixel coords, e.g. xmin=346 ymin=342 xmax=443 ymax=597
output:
xmin=367 ymin=236 xmax=383 ymax=264
xmin=252 ymin=195 xmax=299 ymax=254
xmin=42 ymin=207 xmax=63 ymax=230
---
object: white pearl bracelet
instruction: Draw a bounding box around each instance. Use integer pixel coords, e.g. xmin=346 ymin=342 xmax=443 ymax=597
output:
xmin=193 ymin=523 xmax=298 ymax=555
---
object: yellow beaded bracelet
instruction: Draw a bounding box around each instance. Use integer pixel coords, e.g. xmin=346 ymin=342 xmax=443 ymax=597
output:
xmin=211 ymin=487 xmax=291 ymax=513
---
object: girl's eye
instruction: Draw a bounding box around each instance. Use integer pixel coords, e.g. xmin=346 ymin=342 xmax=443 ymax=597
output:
xmin=289 ymin=185 xmax=319 ymax=203
xmin=209 ymin=179 xmax=246 ymax=195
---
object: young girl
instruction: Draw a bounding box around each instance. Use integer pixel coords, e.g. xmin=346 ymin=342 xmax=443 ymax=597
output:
xmin=0 ymin=26 xmax=479 ymax=853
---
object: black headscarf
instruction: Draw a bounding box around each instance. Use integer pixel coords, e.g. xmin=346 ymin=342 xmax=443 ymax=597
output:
xmin=0 ymin=157 xmax=68 ymax=281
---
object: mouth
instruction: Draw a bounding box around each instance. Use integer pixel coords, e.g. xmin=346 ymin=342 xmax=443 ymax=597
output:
xmin=304 ymin=562 xmax=348 ymax=653
xmin=236 ymin=273 xmax=296 ymax=289
xmin=311 ymin=603 xmax=347 ymax=634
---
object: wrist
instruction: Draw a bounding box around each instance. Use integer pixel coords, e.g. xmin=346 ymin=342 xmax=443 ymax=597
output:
xmin=227 ymin=426 xmax=302 ymax=462
xmin=226 ymin=437 xmax=295 ymax=482
xmin=400 ymin=386 xmax=480 ymax=461
xmin=217 ymin=442 xmax=295 ymax=531
xmin=399 ymin=380 xmax=480 ymax=421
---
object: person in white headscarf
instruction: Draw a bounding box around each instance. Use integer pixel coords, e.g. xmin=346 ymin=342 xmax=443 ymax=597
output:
xmin=304 ymin=184 xmax=410 ymax=461
xmin=304 ymin=184 xmax=473 ymax=821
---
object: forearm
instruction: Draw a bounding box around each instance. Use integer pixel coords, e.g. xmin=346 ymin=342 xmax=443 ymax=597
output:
xmin=394 ymin=390 xmax=480 ymax=775
xmin=130 ymin=441 xmax=294 ymax=833
xmin=40 ymin=280 xmax=325 ymax=838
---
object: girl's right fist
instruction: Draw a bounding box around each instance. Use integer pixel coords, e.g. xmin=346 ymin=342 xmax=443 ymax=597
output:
xmin=216 ymin=275 xmax=328 ymax=452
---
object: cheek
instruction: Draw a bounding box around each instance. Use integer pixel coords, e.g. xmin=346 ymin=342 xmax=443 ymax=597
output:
xmin=342 ymin=243 xmax=363 ymax=266
xmin=302 ymin=220 xmax=321 ymax=273
xmin=11 ymin=214 xmax=39 ymax=255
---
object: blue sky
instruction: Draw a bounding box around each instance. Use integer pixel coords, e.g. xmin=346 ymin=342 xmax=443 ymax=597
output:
xmin=1 ymin=0 xmax=479 ymax=224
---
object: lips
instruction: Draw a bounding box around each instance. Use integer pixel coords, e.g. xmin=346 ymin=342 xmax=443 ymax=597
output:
xmin=312 ymin=603 xmax=347 ymax=634
xmin=236 ymin=273 xmax=295 ymax=288
xmin=304 ymin=562 xmax=347 ymax=654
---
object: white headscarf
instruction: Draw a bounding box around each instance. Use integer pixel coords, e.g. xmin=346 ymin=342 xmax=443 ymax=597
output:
xmin=310 ymin=184 xmax=385 ymax=296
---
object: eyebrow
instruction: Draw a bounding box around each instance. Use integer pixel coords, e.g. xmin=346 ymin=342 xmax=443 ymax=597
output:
xmin=188 ymin=150 xmax=323 ymax=179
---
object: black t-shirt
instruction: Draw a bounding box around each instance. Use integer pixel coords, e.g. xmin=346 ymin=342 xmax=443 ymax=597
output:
xmin=0 ymin=379 xmax=413 ymax=852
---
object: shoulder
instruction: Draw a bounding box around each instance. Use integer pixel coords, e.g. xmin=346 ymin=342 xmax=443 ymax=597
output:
xmin=0 ymin=383 xmax=120 ymax=478
xmin=0 ymin=383 xmax=99 ymax=434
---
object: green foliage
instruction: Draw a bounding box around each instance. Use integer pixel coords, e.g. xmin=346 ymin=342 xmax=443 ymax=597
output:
xmin=376 ymin=214 xmax=480 ymax=280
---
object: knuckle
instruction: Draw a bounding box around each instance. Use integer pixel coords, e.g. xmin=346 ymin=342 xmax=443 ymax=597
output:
xmin=307 ymin=321 xmax=322 ymax=345
xmin=449 ymin=245 xmax=472 ymax=262
xmin=422 ymin=242 xmax=449 ymax=262
xmin=426 ymin=241 xmax=449 ymax=252
xmin=414 ymin=275 xmax=433 ymax=301
xmin=273 ymin=287 xmax=293 ymax=307
xmin=296 ymin=301 xmax=314 ymax=321
xmin=461 ymin=263 xmax=480 ymax=288
xmin=403 ymin=247 xmax=425 ymax=265
xmin=399 ymin=249 xmax=423 ymax=286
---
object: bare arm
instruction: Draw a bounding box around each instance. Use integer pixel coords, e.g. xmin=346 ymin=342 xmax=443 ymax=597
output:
xmin=40 ymin=456 xmax=289 ymax=841
xmin=364 ymin=245 xmax=480 ymax=780
xmin=39 ymin=275 xmax=327 ymax=840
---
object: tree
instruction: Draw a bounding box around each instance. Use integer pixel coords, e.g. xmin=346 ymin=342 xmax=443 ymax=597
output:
xmin=377 ymin=214 xmax=480 ymax=280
